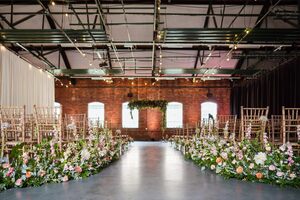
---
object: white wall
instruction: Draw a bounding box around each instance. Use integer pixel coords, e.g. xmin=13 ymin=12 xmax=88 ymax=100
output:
xmin=0 ymin=46 xmax=54 ymax=114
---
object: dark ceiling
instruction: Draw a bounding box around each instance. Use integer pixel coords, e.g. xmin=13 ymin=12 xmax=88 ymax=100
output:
xmin=0 ymin=0 xmax=299 ymax=80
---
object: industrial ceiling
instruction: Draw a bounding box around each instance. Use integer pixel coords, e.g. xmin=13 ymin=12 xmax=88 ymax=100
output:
xmin=0 ymin=0 xmax=299 ymax=80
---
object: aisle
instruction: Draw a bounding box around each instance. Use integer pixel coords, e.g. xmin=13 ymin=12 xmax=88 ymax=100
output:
xmin=0 ymin=142 xmax=299 ymax=200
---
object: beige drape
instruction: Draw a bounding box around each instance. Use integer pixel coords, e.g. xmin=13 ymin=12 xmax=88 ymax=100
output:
xmin=0 ymin=46 xmax=54 ymax=114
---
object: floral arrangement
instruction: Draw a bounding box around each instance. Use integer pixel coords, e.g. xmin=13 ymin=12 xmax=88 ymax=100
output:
xmin=0 ymin=128 xmax=132 ymax=191
xmin=128 ymin=99 xmax=168 ymax=129
xmin=169 ymin=133 xmax=300 ymax=187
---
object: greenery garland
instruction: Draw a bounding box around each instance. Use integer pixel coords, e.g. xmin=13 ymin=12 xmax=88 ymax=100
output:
xmin=128 ymin=100 xmax=168 ymax=130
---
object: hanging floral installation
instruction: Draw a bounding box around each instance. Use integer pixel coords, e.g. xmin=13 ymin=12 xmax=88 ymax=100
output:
xmin=128 ymin=100 xmax=168 ymax=129
xmin=169 ymin=124 xmax=300 ymax=187
xmin=0 ymin=128 xmax=133 ymax=191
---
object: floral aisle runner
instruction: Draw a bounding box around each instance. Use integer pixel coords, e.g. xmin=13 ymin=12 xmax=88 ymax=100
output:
xmin=0 ymin=129 xmax=133 ymax=191
xmin=169 ymin=134 xmax=300 ymax=187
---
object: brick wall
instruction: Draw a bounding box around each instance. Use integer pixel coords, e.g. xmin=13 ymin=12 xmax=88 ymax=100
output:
xmin=55 ymin=79 xmax=231 ymax=140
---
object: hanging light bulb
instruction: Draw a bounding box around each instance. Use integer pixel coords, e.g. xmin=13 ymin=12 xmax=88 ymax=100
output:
xmin=234 ymin=45 xmax=238 ymax=50
xmin=51 ymin=1 xmax=55 ymax=6
xmin=65 ymin=13 xmax=68 ymax=17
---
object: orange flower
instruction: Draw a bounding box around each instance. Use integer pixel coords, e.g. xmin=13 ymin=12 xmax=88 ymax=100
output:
xmin=236 ymin=166 xmax=243 ymax=174
xmin=26 ymin=171 xmax=31 ymax=178
xmin=216 ymin=157 xmax=222 ymax=164
xmin=256 ymin=172 xmax=263 ymax=179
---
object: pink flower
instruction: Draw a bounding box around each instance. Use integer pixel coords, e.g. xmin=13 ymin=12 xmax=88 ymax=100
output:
xmin=62 ymin=175 xmax=69 ymax=182
xmin=288 ymin=157 xmax=294 ymax=166
xmin=74 ymin=166 xmax=82 ymax=173
xmin=2 ymin=163 xmax=10 ymax=169
xmin=68 ymin=165 xmax=74 ymax=171
xmin=249 ymin=163 xmax=254 ymax=169
xmin=23 ymin=158 xmax=28 ymax=164
xmin=6 ymin=167 xmax=14 ymax=177
xmin=15 ymin=178 xmax=22 ymax=186
xmin=39 ymin=170 xmax=46 ymax=177
xmin=268 ymin=165 xmax=276 ymax=171
xmin=276 ymin=171 xmax=284 ymax=177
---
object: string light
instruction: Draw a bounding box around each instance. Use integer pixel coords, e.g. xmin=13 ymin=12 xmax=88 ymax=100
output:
xmin=51 ymin=1 xmax=55 ymax=6
xmin=65 ymin=13 xmax=68 ymax=17
xmin=234 ymin=45 xmax=238 ymax=50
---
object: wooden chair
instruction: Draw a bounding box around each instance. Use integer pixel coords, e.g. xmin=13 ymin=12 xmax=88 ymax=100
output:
xmin=33 ymin=105 xmax=62 ymax=149
xmin=0 ymin=106 xmax=25 ymax=157
xmin=271 ymin=115 xmax=282 ymax=145
xmin=282 ymin=107 xmax=300 ymax=152
xmin=216 ymin=115 xmax=237 ymax=138
xmin=64 ymin=114 xmax=87 ymax=141
xmin=240 ymin=106 xmax=269 ymax=141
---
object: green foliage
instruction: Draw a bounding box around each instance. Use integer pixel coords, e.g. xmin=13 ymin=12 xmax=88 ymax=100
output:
xmin=128 ymin=99 xmax=168 ymax=129
xmin=0 ymin=130 xmax=132 ymax=192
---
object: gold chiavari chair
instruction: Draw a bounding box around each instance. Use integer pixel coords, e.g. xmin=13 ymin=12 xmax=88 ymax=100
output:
xmin=33 ymin=105 xmax=62 ymax=149
xmin=282 ymin=107 xmax=300 ymax=153
xmin=64 ymin=114 xmax=87 ymax=141
xmin=216 ymin=115 xmax=237 ymax=138
xmin=271 ymin=115 xmax=282 ymax=145
xmin=240 ymin=106 xmax=269 ymax=141
xmin=0 ymin=106 xmax=25 ymax=157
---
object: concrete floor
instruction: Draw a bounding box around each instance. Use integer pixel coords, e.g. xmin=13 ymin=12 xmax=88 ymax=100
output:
xmin=0 ymin=142 xmax=299 ymax=200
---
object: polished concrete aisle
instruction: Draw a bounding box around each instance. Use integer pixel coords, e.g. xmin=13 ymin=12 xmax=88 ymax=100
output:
xmin=0 ymin=142 xmax=299 ymax=200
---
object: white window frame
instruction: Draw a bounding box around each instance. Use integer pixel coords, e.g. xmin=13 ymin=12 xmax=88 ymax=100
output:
xmin=201 ymin=102 xmax=218 ymax=122
xmin=122 ymin=102 xmax=139 ymax=128
xmin=166 ymin=102 xmax=183 ymax=128
xmin=88 ymin=102 xmax=105 ymax=126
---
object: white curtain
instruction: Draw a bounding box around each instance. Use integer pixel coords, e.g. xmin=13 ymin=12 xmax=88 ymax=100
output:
xmin=0 ymin=46 xmax=54 ymax=114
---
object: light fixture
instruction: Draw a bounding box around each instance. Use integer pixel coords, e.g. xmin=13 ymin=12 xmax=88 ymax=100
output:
xmin=206 ymin=88 xmax=216 ymax=102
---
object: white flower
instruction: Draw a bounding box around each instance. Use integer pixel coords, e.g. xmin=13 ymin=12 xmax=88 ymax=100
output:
xmin=268 ymin=165 xmax=276 ymax=171
xmin=220 ymin=152 xmax=228 ymax=160
xmin=80 ymin=148 xmax=91 ymax=162
xmin=279 ymin=144 xmax=286 ymax=152
xmin=115 ymin=129 xmax=121 ymax=135
xmin=254 ymin=152 xmax=267 ymax=165
xmin=276 ymin=171 xmax=284 ymax=177
xmin=259 ymin=116 xmax=268 ymax=122
xmin=1 ymin=122 xmax=10 ymax=129
xmin=67 ymin=123 xmax=76 ymax=130
xmin=289 ymin=173 xmax=296 ymax=179
xmin=249 ymin=163 xmax=254 ymax=169
xmin=210 ymin=165 xmax=216 ymax=170
xmin=265 ymin=146 xmax=271 ymax=151
xmin=232 ymin=159 xmax=237 ymax=165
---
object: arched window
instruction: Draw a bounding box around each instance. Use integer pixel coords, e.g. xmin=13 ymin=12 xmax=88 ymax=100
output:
xmin=166 ymin=102 xmax=183 ymax=128
xmin=54 ymin=102 xmax=61 ymax=117
xmin=88 ymin=102 xmax=105 ymax=126
xmin=122 ymin=102 xmax=139 ymax=128
xmin=201 ymin=102 xmax=217 ymax=121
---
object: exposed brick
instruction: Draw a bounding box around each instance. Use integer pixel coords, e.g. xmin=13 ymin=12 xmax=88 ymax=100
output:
xmin=55 ymin=79 xmax=231 ymax=140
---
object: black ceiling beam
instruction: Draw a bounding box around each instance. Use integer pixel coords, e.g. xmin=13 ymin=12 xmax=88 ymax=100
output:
xmin=42 ymin=2 xmax=72 ymax=70
xmin=236 ymin=2 xmax=272 ymax=70
xmin=9 ymin=45 xmax=298 ymax=52
xmin=0 ymin=14 xmax=57 ymax=68
xmin=12 ymin=9 xmax=43 ymax=27
xmin=0 ymin=0 xmax=297 ymax=5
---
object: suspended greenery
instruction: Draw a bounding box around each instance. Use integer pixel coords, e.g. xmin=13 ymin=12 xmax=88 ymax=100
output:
xmin=128 ymin=100 xmax=168 ymax=130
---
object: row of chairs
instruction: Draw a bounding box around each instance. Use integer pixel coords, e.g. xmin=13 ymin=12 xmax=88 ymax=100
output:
xmin=0 ymin=105 xmax=115 ymax=158
xmin=171 ymin=106 xmax=300 ymax=151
